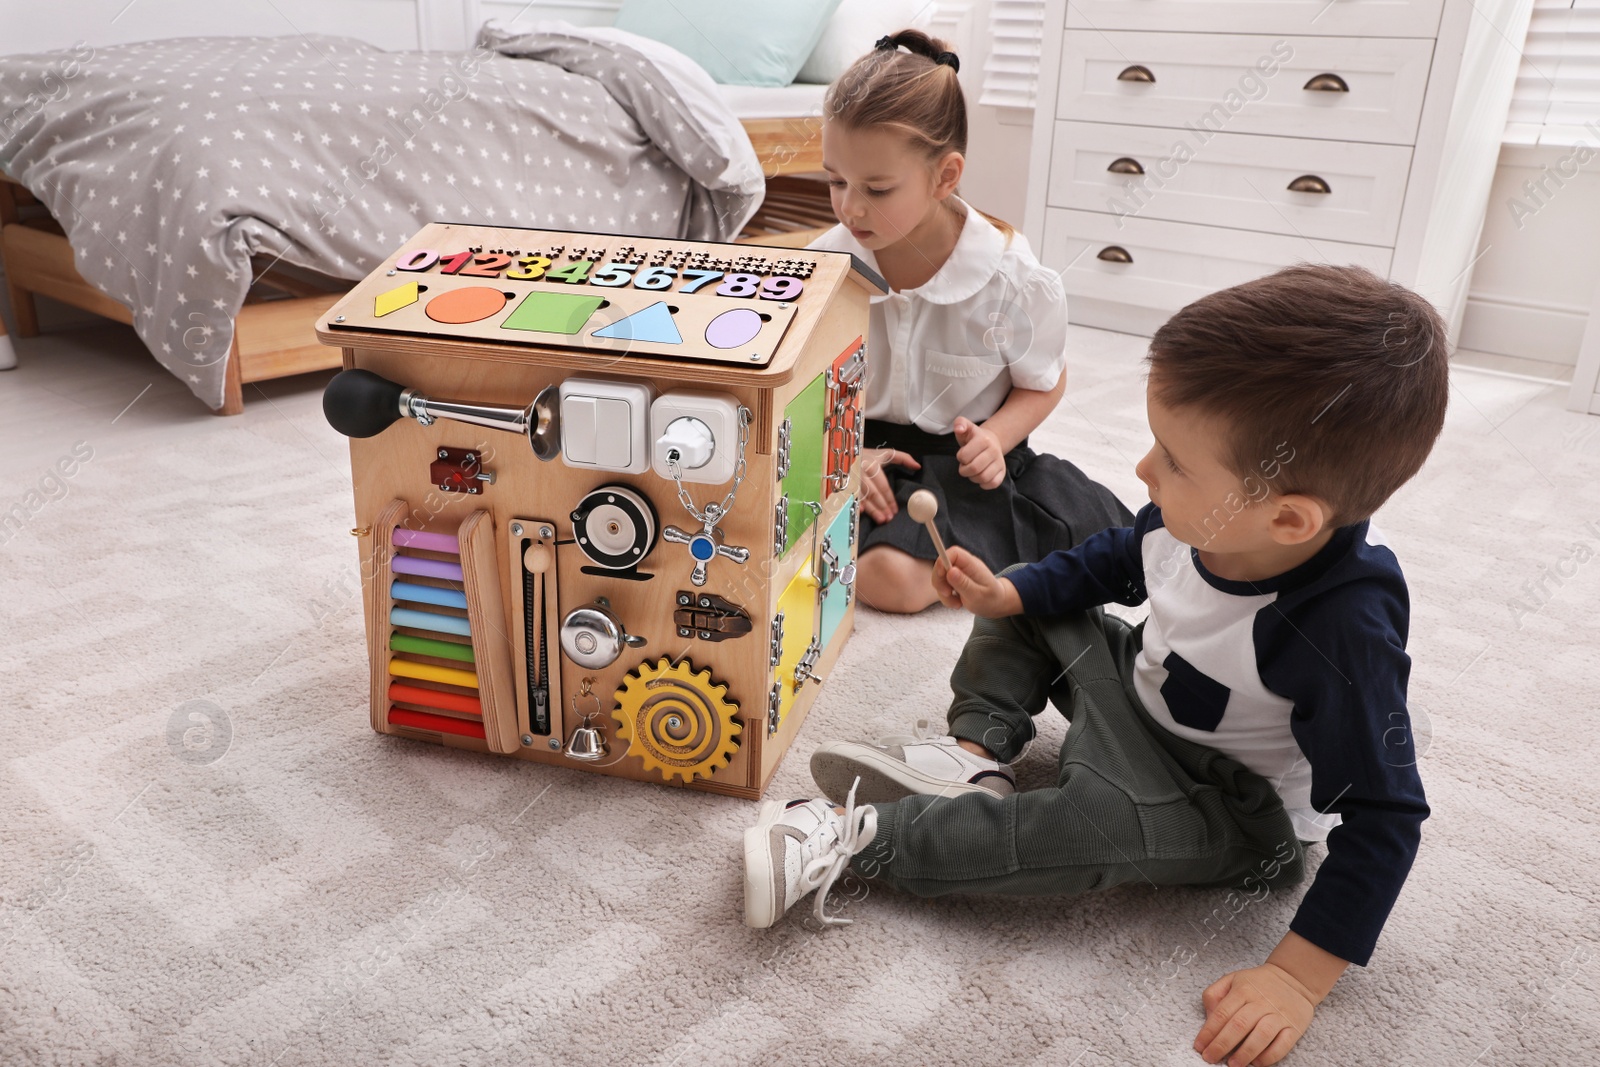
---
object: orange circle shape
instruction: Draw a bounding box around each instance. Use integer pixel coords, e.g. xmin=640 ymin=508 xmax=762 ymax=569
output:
xmin=425 ymin=287 xmax=509 ymax=324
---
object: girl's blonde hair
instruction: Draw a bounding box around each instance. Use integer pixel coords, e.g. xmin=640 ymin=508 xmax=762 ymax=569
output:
xmin=824 ymin=28 xmax=1016 ymax=241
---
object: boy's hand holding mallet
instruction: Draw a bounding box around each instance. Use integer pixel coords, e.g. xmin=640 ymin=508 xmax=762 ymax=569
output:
xmin=909 ymin=489 xmax=1023 ymax=618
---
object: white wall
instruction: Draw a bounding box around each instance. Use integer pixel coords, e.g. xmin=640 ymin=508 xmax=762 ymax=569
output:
xmin=0 ymin=0 xmax=453 ymax=52
xmin=1458 ymin=141 xmax=1600 ymax=370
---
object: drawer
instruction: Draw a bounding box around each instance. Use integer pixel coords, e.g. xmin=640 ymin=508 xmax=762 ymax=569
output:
xmin=1065 ymin=0 xmax=1444 ymax=38
xmin=1040 ymin=208 xmax=1394 ymax=335
xmin=1056 ymin=31 xmax=1434 ymax=145
xmin=1045 ymin=120 xmax=1413 ymax=247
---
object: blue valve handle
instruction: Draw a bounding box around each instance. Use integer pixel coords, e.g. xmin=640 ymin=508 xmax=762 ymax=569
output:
xmin=663 ymin=524 xmax=750 ymax=587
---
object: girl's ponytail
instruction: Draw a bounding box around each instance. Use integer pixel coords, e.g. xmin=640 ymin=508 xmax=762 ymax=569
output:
xmin=873 ymin=30 xmax=961 ymax=73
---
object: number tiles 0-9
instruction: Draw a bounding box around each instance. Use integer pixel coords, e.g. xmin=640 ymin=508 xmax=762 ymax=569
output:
xmin=327 ymin=223 xmax=832 ymax=367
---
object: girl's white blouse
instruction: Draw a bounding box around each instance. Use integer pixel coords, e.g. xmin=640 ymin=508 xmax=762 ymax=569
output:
xmin=807 ymin=198 xmax=1068 ymax=436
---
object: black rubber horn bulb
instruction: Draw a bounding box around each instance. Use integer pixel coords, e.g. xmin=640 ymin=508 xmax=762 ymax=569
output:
xmin=323 ymin=368 xmax=407 ymax=438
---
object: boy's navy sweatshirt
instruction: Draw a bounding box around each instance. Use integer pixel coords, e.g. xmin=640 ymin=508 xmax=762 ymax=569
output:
xmin=1005 ymin=504 xmax=1428 ymax=966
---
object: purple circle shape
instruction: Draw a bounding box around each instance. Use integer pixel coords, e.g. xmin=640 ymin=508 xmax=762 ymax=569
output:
xmin=704 ymin=307 xmax=763 ymax=350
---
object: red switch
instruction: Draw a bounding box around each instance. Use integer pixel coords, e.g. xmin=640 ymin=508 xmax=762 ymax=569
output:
xmin=430 ymin=447 xmax=495 ymax=494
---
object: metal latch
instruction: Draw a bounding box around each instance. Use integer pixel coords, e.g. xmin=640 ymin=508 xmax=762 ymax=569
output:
xmin=817 ymin=535 xmax=840 ymax=589
xmin=824 ymin=345 xmax=866 ymax=492
xmin=767 ymin=683 xmax=782 ymax=736
xmin=836 ymin=347 xmax=865 ymax=386
xmin=776 ymin=418 xmax=792 ymax=481
xmin=773 ymin=496 xmax=789 ymax=556
xmin=674 ymin=591 xmax=752 ymax=641
xmin=769 ymin=611 xmax=785 ymax=667
xmin=794 ymin=638 xmax=823 ymax=688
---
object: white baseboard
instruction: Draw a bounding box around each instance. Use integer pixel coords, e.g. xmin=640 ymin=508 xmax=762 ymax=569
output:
xmin=1457 ymin=293 xmax=1588 ymax=366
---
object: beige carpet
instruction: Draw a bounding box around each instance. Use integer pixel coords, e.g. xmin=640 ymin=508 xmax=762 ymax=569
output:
xmin=1 ymin=313 xmax=1597 ymax=1067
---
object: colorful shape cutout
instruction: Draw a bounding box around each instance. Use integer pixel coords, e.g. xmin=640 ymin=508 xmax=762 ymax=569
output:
xmin=705 ymin=307 xmax=764 ymax=350
xmin=591 ymin=301 xmax=682 ymax=345
xmin=780 ymin=371 xmax=827 ymax=553
xmin=425 ymin=287 xmax=509 ymax=325
xmin=374 ymin=281 xmax=420 ymax=318
xmin=501 ymin=291 xmax=607 ymax=335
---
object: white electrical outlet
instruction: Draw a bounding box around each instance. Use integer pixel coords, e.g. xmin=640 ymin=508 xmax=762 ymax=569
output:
xmin=559 ymin=378 xmax=655 ymax=474
xmin=651 ymin=391 xmax=741 ymax=485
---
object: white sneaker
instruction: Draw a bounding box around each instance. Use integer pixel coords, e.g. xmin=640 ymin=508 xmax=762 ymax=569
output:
xmin=810 ymin=733 xmax=1016 ymax=806
xmin=743 ymin=778 xmax=878 ymax=929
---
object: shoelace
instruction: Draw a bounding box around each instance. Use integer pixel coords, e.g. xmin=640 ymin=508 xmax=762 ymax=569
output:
xmin=797 ymin=776 xmax=878 ymax=926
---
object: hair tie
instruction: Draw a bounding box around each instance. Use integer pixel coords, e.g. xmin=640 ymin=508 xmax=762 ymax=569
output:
xmin=935 ymin=51 xmax=960 ymax=72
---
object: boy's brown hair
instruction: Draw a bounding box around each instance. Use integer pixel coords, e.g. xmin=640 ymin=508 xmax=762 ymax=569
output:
xmin=1148 ymin=264 xmax=1449 ymax=526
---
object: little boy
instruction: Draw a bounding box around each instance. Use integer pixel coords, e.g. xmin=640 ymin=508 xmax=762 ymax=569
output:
xmin=743 ymin=264 xmax=1448 ymax=1066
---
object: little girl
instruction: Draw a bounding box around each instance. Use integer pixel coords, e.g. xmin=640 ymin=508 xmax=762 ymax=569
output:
xmin=808 ymin=29 xmax=1131 ymax=614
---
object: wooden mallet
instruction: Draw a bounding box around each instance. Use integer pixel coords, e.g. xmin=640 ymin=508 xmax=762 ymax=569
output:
xmin=906 ymin=489 xmax=951 ymax=570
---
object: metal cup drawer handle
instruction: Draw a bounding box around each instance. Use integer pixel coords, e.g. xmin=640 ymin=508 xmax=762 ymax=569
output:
xmin=1287 ymin=175 xmax=1333 ymax=194
xmin=1096 ymin=246 xmax=1133 ymax=264
xmin=1303 ymin=73 xmax=1349 ymax=93
xmin=1116 ymin=64 xmax=1155 ymax=83
xmin=1107 ymin=157 xmax=1145 ymax=175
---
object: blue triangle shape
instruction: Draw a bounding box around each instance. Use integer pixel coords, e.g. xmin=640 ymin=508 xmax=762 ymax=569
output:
xmin=591 ymin=301 xmax=682 ymax=345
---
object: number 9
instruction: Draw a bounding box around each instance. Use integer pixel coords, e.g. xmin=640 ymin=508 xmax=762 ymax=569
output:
xmin=760 ymin=276 xmax=803 ymax=301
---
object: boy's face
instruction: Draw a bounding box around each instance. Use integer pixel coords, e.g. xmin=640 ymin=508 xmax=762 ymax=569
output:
xmin=821 ymin=122 xmax=959 ymax=252
xmin=1135 ymin=383 xmax=1288 ymax=556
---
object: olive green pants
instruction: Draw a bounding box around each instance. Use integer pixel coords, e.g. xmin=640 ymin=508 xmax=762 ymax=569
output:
xmin=851 ymin=603 xmax=1307 ymax=897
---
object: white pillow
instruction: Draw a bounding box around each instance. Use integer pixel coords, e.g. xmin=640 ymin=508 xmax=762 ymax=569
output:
xmin=796 ymin=0 xmax=933 ymax=86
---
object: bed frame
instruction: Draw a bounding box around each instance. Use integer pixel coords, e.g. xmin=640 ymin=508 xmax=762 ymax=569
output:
xmin=0 ymin=116 xmax=832 ymax=415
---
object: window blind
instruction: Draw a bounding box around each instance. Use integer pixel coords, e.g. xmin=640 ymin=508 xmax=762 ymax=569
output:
xmin=1505 ymin=0 xmax=1600 ymax=146
xmin=979 ymin=0 xmax=1045 ymax=110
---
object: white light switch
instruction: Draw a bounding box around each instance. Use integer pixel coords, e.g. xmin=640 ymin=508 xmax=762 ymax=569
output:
xmin=564 ymin=396 xmax=600 ymax=465
xmin=559 ymin=378 xmax=654 ymax=474
xmin=594 ymin=399 xmax=632 ymax=467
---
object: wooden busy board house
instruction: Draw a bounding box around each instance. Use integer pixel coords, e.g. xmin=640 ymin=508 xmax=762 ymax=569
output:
xmin=317 ymin=223 xmax=885 ymax=799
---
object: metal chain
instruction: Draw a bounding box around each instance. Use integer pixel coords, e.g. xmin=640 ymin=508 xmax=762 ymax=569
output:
xmin=571 ymin=678 xmax=601 ymax=722
xmin=666 ymin=406 xmax=751 ymax=529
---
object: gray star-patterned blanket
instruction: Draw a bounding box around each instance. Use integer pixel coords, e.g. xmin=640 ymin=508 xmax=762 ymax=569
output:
xmin=0 ymin=24 xmax=764 ymax=409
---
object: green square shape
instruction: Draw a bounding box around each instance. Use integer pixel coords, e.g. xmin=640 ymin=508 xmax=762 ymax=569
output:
xmin=501 ymin=291 xmax=606 ymax=335
xmin=781 ymin=372 xmax=827 ymax=553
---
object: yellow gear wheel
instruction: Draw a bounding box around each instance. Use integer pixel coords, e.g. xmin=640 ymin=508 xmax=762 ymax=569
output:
xmin=612 ymin=657 xmax=742 ymax=783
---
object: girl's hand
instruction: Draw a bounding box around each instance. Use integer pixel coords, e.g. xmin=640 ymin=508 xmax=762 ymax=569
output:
xmin=933 ymin=546 xmax=1022 ymax=617
xmin=953 ymin=417 xmax=1006 ymax=490
xmin=860 ymin=448 xmax=920 ymax=524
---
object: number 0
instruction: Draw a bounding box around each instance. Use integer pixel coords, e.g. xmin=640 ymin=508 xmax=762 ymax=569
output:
xmin=396 ymin=249 xmax=439 ymax=272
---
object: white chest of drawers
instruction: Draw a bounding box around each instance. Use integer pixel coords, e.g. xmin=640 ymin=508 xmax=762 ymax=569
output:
xmin=1024 ymin=0 xmax=1536 ymax=338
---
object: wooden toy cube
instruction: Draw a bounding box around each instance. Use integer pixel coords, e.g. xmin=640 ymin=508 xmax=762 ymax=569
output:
xmin=316 ymin=223 xmax=884 ymax=799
